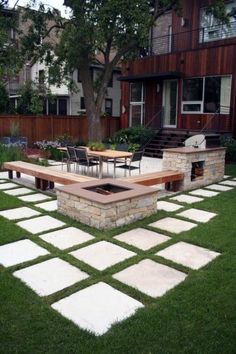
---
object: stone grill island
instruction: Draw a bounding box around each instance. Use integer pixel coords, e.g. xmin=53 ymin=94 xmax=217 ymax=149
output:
xmin=162 ymin=147 xmax=226 ymax=191
xmin=57 ymin=179 xmax=158 ymax=230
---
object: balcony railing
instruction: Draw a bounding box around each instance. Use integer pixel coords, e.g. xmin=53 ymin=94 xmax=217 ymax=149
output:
xmin=148 ymin=21 xmax=236 ymax=56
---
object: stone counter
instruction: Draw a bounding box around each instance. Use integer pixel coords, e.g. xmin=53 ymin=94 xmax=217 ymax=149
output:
xmin=162 ymin=147 xmax=226 ymax=191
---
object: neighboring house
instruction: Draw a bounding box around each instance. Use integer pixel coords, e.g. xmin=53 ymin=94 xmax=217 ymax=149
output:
xmin=5 ymin=7 xmax=121 ymax=117
xmin=120 ymin=0 xmax=236 ymax=138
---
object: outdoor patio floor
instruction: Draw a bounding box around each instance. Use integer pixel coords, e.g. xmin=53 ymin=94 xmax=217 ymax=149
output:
xmin=0 ymin=169 xmax=233 ymax=337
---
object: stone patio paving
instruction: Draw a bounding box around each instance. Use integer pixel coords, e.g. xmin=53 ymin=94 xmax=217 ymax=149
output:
xmin=0 ymin=172 xmax=234 ymax=335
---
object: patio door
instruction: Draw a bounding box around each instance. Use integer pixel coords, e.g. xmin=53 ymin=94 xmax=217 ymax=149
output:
xmin=163 ymin=80 xmax=178 ymax=127
xmin=129 ymin=82 xmax=145 ymax=126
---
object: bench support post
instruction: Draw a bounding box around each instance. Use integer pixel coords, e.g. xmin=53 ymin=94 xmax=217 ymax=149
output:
xmin=8 ymin=170 xmax=13 ymax=179
xmin=16 ymin=172 xmax=21 ymax=178
xmin=41 ymin=179 xmax=49 ymax=191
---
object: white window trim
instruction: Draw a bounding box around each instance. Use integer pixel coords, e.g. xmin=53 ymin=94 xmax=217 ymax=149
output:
xmin=181 ymin=75 xmax=232 ymax=115
xmin=129 ymin=82 xmax=145 ymax=126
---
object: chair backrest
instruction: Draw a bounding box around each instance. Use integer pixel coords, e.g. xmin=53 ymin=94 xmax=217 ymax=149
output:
xmin=74 ymin=148 xmax=88 ymax=161
xmin=116 ymin=143 xmax=129 ymax=151
xmin=131 ymin=150 xmax=144 ymax=163
xmin=67 ymin=146 xmax=76 ymax=159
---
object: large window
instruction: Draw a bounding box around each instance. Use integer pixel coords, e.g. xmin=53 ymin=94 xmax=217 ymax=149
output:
xmin=182 ymin=76 xmax=231 ymax=114
xmin=200 ymin=1 xmax=236 ymax=42
xmin=129 ymin=82 xmax=145 ymax=126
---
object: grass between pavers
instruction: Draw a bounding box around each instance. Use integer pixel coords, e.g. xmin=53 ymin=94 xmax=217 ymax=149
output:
xmin=0 ymin=165 xmax=235 ymax=354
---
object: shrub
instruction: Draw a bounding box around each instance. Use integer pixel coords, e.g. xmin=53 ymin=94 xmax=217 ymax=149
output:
xmin=88 ymin=142 xmax=105 ymax=151
xmin=221 ymin=136 xmax=236 ymax=162
xmin=108 ymin=126 xmax=156 ymax=146
xmin=0 ymin=144 xmax=27 ymax=170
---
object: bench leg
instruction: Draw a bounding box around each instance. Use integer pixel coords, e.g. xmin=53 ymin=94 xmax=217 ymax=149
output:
xmin=49 ymin=181 xmax=54 ymax=189
xmin=41 ymin=179 xmax=49 ymax=191
xmin=8 ymin=170 xmax=13 ymax=179
xmin=35 ymin=177 xmax=41 ymax=189
xmin=16 ymin=172 xmax=21 ymax=178
xmin=165 ymin=182 xmax=171 ymax=190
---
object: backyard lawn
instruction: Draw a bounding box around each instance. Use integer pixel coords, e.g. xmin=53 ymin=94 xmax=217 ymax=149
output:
xmin=0 ymin=164 xmax=236 ymax=354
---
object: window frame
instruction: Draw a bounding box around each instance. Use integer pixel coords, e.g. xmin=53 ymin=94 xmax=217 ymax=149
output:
xmin=181 ymin=75 xmax=232 ymax=115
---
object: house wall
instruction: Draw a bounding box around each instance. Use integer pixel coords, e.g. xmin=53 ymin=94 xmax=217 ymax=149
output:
xmin=120 ymin=0 xmax=236 ymax=137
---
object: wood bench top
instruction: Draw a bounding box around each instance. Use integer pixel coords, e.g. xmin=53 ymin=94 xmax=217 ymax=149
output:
xmin=4 ymin=161 xmax=97 ymax=185
xmin=120 ymin=170 xmax=184 ymax=186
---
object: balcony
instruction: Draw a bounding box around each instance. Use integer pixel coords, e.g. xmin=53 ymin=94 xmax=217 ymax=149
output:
xmin=148 ymin=21 xmax=236 ymax=56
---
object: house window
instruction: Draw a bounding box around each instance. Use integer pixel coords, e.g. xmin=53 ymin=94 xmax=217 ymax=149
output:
xmin=108 ymin=74 xmax=113 ymax=88
xmin=38 ymin=70 xmax=45 ymax=85
xmin=58 ymin=98 xmax=67 ymax=115
xmin=200 ymin=1 xmax=236 ymax=43
xmin=129 ymin=82 xmax=145 ymax=126
xmin=48 ymin=100 xmax=57 ymax=115
xmin=80 ymin=97 xmax=85 ymax=110
xmin=182 ymin=76 xmax=231 ymax=114
xmin=105 ymin=99 xmax=113 ymax=116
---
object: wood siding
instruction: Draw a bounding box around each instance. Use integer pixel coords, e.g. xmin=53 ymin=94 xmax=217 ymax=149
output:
xmin=0 ymin=115 xmax=120 ymax=146
xmin=121 ymin=0 xmax=236 ymax=137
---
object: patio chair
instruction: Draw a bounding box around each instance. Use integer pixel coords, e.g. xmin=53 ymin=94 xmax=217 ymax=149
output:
xmin=116 ymin=150 xmax=144 ymax=176
xmin=74 ymin=148 xmax=99 ymax=176
xmin=66 ymin=146 xmax=77 ymax=172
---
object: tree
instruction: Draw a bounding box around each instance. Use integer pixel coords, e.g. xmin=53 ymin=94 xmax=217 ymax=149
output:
xmin=20 ymin=0 xmax=228 ymax=141
xmin=0 ymin=0 xmax=21 ymax=78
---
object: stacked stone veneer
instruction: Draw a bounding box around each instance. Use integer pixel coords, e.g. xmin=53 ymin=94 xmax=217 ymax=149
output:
xmin=57 ymin=185 xmax=157 ymax=230
xmin=162 ymin=147 xmax=226 ymax=191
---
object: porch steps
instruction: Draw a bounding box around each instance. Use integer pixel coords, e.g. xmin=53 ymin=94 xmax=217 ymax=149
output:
xmin=144 ymin=130 xmax=221 ymax=158
xmin=144 ymin=130 xmax=189 ymax=158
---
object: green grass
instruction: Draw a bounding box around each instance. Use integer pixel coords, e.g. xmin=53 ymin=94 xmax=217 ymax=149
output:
xmin=0 ymin=165 xmax=236 ymax=354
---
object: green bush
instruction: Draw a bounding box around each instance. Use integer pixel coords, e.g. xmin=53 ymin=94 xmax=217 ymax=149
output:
xmin=221 ymin=137 xmax=236 ymax=162
xmin=0 ymin=144 xmax=27 ymax=170
xmin=108 ymin=126 xmax=156 ymax=146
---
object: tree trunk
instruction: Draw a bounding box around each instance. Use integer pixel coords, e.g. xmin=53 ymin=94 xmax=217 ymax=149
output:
xmin=79 ymin=60 xmax=103 ymax=142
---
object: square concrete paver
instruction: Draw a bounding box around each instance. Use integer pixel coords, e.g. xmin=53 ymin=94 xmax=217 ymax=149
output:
xmin=0 ymin=182 xmax=18 ymax=190
xmin=0 ymin=239 xmax=49 ymax=267
xmin=219 ymin=180 xmax=236 ymax=187
xmin=114 ymin=228 xmax=171 ymax=251
xmin=189 ymin=189 xmax=219 ymax=198
xmin=34 ymin=200 xmax=58 ymax=211
xmin=223 ymin=175 xmax=230 ymax=178
xmin=13 ymin=258 xmax=88 ymax=296
xmin=205 ymin=184 xmax=233 ymax=192
xmin=156 ymin=241 xmax=220 ymax=270
xmin=0 ymin=180 xmax=7 ymax=183
xmin=157 ymin=201 xmax=183 ymax=212
xmin=17 ymin=215 xmax=65 ymax=234
xmin=70 ymin=241 xmax=136 ymax=271
xmin=170 ymin=194 xmax=204 ymax=204
xmin=40 ymin=227 xmax=94 ymax=250
xmin=113 ymin=259 xmax=187 ymax=298
xmin=18 ymin=193 xmax=52 ymax=202
xmin=52 ymin=282 xmax=143 ymax=336
xmin=149 ymin=217 xmax=197 ymax=234
xmin=177 ymin=209 xmax=217 ymax=223
xmin=4 ymin=187 xmax=34 ymax=196
xmin=0 ymin=207 xmax=41 ymax=220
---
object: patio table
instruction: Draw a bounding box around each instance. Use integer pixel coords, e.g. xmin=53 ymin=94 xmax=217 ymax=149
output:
xmin=58 ymin=147 xmax=132 ymax=179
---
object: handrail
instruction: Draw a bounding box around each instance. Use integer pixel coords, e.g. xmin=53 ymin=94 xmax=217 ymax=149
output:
xmin=145 ymin=106 xmax=164 ymax=129
xmin=200 ymin=105 xmax=231 ymax=134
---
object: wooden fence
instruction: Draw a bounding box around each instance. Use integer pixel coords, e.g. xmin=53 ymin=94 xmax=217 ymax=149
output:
xmin=0 ymin=115 xmax=120 ymax=146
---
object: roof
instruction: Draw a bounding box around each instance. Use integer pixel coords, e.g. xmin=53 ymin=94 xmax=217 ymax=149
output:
xmin=118 ymin=71 xmax=181 ymax=81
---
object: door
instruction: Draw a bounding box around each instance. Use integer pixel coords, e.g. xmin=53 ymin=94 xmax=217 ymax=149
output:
xmin=163 ymin=80 xmax=178 ymax=127
xmin=129 ymin=82 xmax=145 ymax=127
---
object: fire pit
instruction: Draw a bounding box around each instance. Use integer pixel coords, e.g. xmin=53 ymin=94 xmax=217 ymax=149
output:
xmin=57 ymin=179 xmax=158 ymax=229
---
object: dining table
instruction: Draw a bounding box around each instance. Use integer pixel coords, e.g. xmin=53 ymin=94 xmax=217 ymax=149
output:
xmin=58 ymin=147 xmax=132 ymax=179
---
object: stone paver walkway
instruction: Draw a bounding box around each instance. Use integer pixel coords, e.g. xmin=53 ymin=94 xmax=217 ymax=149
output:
xmin=0 ymin=173 xmax=233 ymax=335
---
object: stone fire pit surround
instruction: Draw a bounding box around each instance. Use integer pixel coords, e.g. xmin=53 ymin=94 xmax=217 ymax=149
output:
xmin=57 ymin=179 xmax=158 ymax=230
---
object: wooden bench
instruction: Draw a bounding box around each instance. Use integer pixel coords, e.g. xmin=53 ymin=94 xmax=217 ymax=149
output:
xmin=4 ymin=161 xmax=97 ymax=191
xmin=121 ymin=170 xmax=184 ymax=191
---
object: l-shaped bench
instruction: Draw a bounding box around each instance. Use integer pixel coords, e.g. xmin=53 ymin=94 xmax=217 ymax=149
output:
xmin=4 ymin=161 xmax=184 ymax=191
